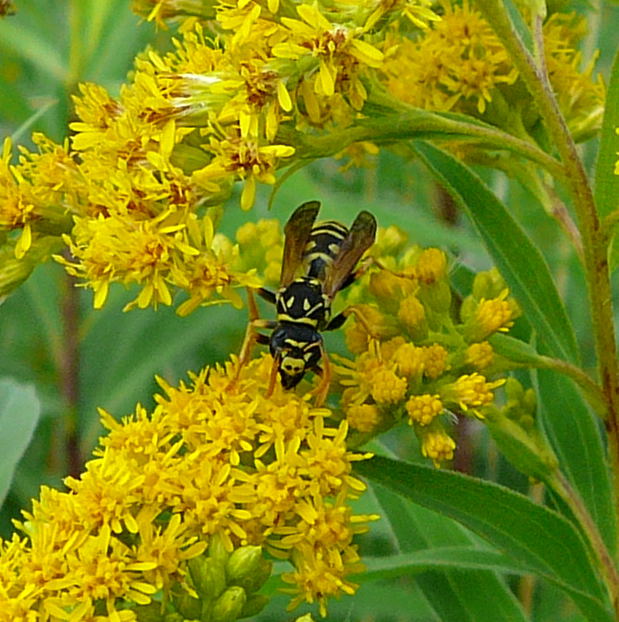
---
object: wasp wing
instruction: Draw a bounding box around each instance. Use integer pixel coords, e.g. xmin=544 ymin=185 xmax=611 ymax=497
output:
xmin=280 ymin=201 xmax=321 ymax=287
xmin=323 ymin=210 xmax=377 ymax=298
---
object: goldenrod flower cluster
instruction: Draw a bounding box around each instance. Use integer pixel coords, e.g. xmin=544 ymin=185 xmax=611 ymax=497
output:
xmin=0 ymin=356 xmax=377 ymax=620
xmin=0 ymin=1 xmax=603 ymax=312
xmin=335 ymin=228 xmax=518 ymax=466
xmin=382 ymin=2 xmax=603 ymax=137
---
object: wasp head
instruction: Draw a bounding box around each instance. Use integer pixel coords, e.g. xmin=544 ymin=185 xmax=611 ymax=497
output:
xmin=270 ymin=324 xmax=322 ymax=389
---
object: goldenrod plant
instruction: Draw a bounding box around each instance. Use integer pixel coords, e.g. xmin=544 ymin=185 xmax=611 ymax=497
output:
xmin=0 ymin=0 xmax=618 ymax=620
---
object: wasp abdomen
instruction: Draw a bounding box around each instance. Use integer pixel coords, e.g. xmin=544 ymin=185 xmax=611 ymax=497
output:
xmin=304 ymin=220 xmax=349 ymax=279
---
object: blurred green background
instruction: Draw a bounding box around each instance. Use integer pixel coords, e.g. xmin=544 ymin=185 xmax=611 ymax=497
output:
xmin=1 ymin=1 xmax=618 ymax=620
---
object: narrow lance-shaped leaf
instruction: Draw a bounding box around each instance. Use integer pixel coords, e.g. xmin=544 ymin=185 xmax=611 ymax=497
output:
xmin=594 ymin=48 xmax=619 ymax=271
xmin=372 ymin=480 xmax=530 ymax=622
xmin=360 ymin=547 xmax=537 ymax=583
xmin=356 ymin=456 xmax=613 ymax=622
xmin=0 ymin=379 xmax=41 ymax=506
xmin=411 ymin=140 xmax=579 ymax=365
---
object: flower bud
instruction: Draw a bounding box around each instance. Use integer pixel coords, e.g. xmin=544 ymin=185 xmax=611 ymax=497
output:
xmin=226 ymin=546 xmax=272 ymax=592
xmin=472 ymin=267 xmax=507 ymax=300
xmin=0 ymin=236 xmax=62 ymax=300
xmin=397 ymin=294 xmax=428 ymax=340
xmin=188 ymin=555 xmax=227 ymax=599
xmin=212 ymin=586 xmax=247 ymax=622
xmin=226 ymin=546 xmax=263 ymax=583
xmin=375 ymin=225 xmax=408 ymax=255
xmin=414 ymin=248 xmax=447 ymax=284
xmin=207 ymin=533 xmax=230 ymax=564
xmin=368 ymin=270 xmax=414 ymax=310
xmin=419 ymin=281 xmax=451 ymax=315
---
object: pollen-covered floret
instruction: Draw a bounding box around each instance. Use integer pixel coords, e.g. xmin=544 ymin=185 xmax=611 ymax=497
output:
xmin=346 ymin=403 xmax=381 ymax=433
xmin=465 ymin=341 xmax=494 ymax=370
xmin=406 ymin=394 xmax=443 ymax=426
xmin=421 ymin=430 xmax=457 ymax=467
xmin=444 ymin=373 xmax=506 ymax=417
xmin=413 ymin=248 xmax=447 ymax=284
xmin=370 ymin=367 xmax=408 ymax=405
xmin=471 ymin=290 xmax=515 ymax=339
xmin=423 ymin=344 xmax=449 ymax=379
xmin=398 ymin=294 xmax=426 ymax=334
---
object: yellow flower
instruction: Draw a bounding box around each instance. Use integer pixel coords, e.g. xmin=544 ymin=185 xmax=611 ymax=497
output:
xmin=466 ymin=289 xmax=515 ymax=341
xmin=465 ymin=341 xmax=494 ymax=370
xmin=193 ymin=134 xmax=295 ymax=210
xmin=406 ymin=394 xmax=443 ymax=426
xmin=397 ymin=294 xmax=426 ymax=335
xmin=370 ymin=367 xmax=408 ymax=405
xmin=423 ymin=344 xmax=449 ymax=379
xmin=543 ymin=13 xmax=605 ymax=140
xmin=346 ymin=403 xmax=381 ymax=433
xmin=442 ymin=372 xmax=505 ymax=418
xmin=2 ymin=355 xmax=374 ymax=618
xmin=272 ymin=3 xmax=382 ymax=110
xmin=383 ymin=1 xmax=517 ymax=114
xmin=132 ymin=0 xmax=216 ymax=24
xmin=343 ymin=304 xmax=397 ymax=354
xmin=393 ymin=341 xmax=426 ymax=378
xmin=421 ymin=429 xmax=456 ymax=467
xmin=413 ymin=248 xmax=447 ymax=284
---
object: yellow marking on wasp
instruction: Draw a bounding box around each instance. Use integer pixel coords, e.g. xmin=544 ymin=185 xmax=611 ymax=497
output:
xmin=284 ymin=338 xmax=304 ymax=348
xmin=306 ymin=251 xmax=332 ymax=263
xmin=303 ymin=298 xmax=311 ymax=311
xmin=277 ymin=313 xmax=319 ymax=326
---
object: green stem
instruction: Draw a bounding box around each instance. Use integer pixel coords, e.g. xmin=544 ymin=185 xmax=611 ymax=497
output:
xmin=475 ymin=0 xmax=619 ymax=600
xmin=536 ymin=356 xmax=606 ymax=416
xmin=550 ymin=470 xmax=619 ymax=614
xmin=280 ymin=109 xmax=565 ymax=180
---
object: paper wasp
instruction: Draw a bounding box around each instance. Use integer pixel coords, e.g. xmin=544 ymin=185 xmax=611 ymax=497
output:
xmin=239 ymin=200 xmax=377 ymax=404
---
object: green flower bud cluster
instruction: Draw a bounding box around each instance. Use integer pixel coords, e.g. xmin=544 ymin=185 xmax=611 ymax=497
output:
xmin=136 ymin=536 xmax=272 ymax=622
xmin=484 ymin=378 xmax=559 ymax=482
xmin=185 ymin=537 xmax=271 ymax=622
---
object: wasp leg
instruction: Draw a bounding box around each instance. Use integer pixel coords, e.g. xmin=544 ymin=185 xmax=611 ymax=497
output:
xmin=325 ymin=305 xmax=377 ymax=336
xmin=233 ymin=288 xmax=277 ymax=386
xmin=369 ymin=257 xmax=418 ymax=280
xmin=311 ymin=342 xmax=331 ymax=407
xmin=256 ymin=287 xmax=277 ymax=305
xmin=265 ymin=353 xmax=281 ymax=398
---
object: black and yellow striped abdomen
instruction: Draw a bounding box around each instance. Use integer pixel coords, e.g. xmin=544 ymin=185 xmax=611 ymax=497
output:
xmin=303 ymin=220 xmax=349 ymax=280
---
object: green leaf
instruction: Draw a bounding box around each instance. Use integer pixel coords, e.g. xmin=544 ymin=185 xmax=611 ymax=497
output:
xmin=356 ymin=456 xmax=613 ymax=622
xmin=361 ymin=547 xmax=534 ymax=582
xmin=535 ymin=370 xmax=616 ymax=556
xmin=412 ymin=140 xmax=579 ymax=365
xmin=0 ymin=379 xmax=41 ymax=506
xmin=504 ymin=0 xmax=534 ymax=54
xmin=371 ymin=482 xmax=530 ymax=622
xmin=594 ymin=48 xmax=619 ymax=271
xmin=594 ymin=47 xmax=619 ymax=220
